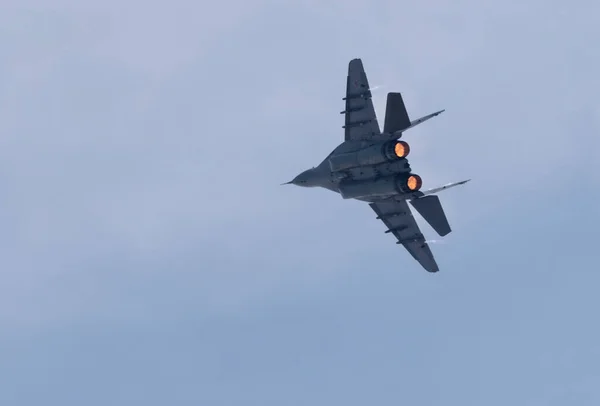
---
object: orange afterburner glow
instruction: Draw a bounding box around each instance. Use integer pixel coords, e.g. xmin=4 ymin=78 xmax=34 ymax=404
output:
xmin=394 ymin=141 xmax=410 ymax=158
xmin=407 ymin=174 xmax=422 ymax=191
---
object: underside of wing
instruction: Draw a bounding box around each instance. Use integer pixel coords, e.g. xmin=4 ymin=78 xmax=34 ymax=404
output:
xmin=342 ymin=59 xmax=381 ymax=141
xmin=369 ymin=199 xmax=440 ymax=273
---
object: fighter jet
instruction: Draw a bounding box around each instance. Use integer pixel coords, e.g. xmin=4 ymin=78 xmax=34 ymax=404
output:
xmin=284 ymin=58 xmax=470 ymax=273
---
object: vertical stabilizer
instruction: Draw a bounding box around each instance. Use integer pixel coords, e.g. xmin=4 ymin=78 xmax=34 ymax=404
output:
xmin=383 ymin=92 xmax=411 ymax=134
xmin=410 ymin=196 xmax=452 ymax=237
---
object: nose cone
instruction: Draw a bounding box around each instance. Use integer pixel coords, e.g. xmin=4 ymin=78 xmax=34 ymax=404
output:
xmin=285 ymin=169 xmax=315 ymax=187
xmin=292 ymin=171 xmax=309 ymax=186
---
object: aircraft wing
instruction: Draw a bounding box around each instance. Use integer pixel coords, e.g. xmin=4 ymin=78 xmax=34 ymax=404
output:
xmin=369 ymin=199 xmax=440 ymax=273
xmin=342 ymin=59 xmax=381 ymax=141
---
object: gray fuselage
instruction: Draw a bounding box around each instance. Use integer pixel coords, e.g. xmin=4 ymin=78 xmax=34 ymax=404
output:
xmin=289 ymin=138 xmax=415 ymax=202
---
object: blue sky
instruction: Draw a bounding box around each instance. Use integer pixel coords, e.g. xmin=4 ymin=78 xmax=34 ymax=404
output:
xmin=1 ymin=1 xmax=599 ymax=405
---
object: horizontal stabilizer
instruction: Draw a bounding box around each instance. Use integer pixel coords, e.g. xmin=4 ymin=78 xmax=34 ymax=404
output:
xmin=419 ymin=179 xmax=471 ymax=197
xmin=384 ymin=92 xmax=411 ymax=134
xmin=393 ymin=109 xmax=445 ymax=136
xmin=409 ymin=195 xmax=451 ymax=237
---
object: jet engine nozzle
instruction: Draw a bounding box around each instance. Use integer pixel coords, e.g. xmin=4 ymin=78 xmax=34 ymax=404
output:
xmin=396 ymin=173 xmax=423 ymax=193
xmin=385 ymin=140 xmax=410 ymax=159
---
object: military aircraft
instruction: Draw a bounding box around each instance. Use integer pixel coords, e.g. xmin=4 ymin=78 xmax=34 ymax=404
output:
xmin=284 ymin=58 xmax=470 ymax=273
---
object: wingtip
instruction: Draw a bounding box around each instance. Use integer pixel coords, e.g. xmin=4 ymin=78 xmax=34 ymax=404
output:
xmin=424 ymin=259 xmax=440 ymax=273
xmin=349 ymin=58 xmax=363 ymax=68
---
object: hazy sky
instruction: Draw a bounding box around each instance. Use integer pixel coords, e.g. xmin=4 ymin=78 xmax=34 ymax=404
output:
xmin=1 ymin=1 xmax=599 ymax=405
